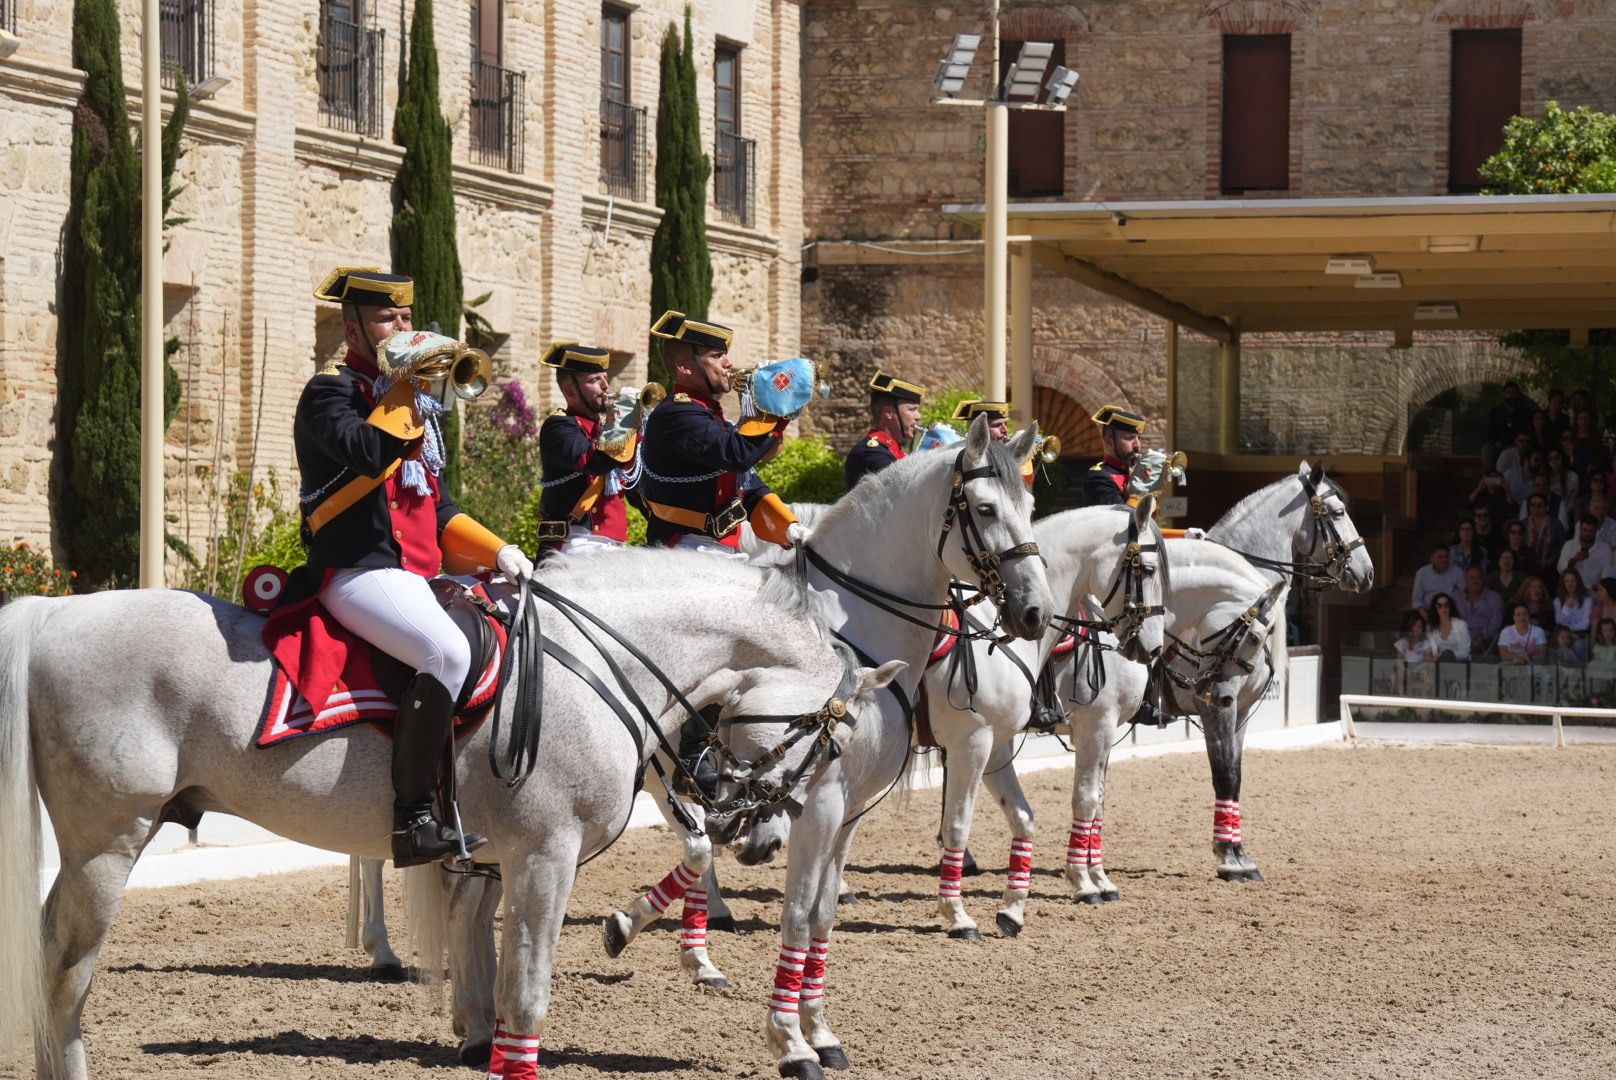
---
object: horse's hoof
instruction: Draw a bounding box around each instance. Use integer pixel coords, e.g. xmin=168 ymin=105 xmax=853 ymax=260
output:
xmin=709 ymin=914 xmax=737 ymax=933
xmin=836 ymin=890 xmax=859 ymax=907
xmin=458 ymin=1039 xmax=492 ymax=1069
xmin=947 ymin=926 xmax=982 ymax=941
xmin=1243 ymin=868 xmax=1265 ymax=884
xmin=697 ymin=974 xmax=731 ymax=990
xmin=779 ymin=1058 xmax=826 ymax=1080
xmin=816 ymin=1045 xmax=851 ymax=1070
xmin=602 ymin=912 xmax=631 ymax=958
xmin=994 ymin=912 xmax=1023 ymax=938
xmin=1100 ymin=890 xmax=1121 ymax=903
xmin=369 ymin=962 xmax=407 ymax=983
xmin=1216 ymin=868 xmax=1246 ymax=883
xmin=1078 ymin=892 xmax=1103 ymax=906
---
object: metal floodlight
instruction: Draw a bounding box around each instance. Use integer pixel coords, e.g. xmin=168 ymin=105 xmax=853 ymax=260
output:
xmin=1044 ymin=65 xmax=1079 ymax=107
xmin=0 ymin=29 xmax=19 ymax=60
xmin=191 ymin=74 xmax=232 ymax=101
xmin=1000 ymin=41 xmax=1054 ymax=101
xmin=932 ymin=34 xmax=982 ymax=99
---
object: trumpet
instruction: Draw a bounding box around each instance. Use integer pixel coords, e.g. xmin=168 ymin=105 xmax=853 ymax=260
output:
xmin=416 ymin=344 xmax=493 ymax=401
xmin=1035 ymin=433 xmax=1062 ymax=464
xmin=594 ymin=383 xmax=667 ymax=459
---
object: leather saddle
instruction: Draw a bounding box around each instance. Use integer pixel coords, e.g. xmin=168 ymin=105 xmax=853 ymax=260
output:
xmin=370 ymin=578 xmax=502 ymax=716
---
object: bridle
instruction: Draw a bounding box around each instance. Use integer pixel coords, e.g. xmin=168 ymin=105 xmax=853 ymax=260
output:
xmin=1221 ymin=473 xmax=1366 ymax=591
xmin=1051 ymin=509 xmax=1166 ymax=656
xmin=802 ymin=446 xmax=1041 ymax=644
xmin=1162 ymin=584 xmax=1283 ymax=709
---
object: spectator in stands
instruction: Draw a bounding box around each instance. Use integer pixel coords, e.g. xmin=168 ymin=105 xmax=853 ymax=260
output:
xmin=1495 ymin=431 xmax=1534 ymax=483
xmin=1490 ymin=546 xmax=1523 ymax=599
xmin=1590 ymin=578 xmax=1616 ymax=633
xmin=1544 ymin=389 xmax=1571 ymax=443
xmin=1468 ymin=472 xmax=1512 ymax=527
xmin=1551 ymin=625 xmax=1586 ymax=666
xmin=1528 ymin=409 xmax=1554 ymax=453
xmin=1554 ymin=568 xmax=1595 ymax=635
xmin=1523 ymin=493 xmax=1566 ymax=569
xmin=1545 ymin=447 xmax=1580 ymax=507
xmin=1498 ymin=603 xmax=1548 ymax=664
xmin=1518 ymin=472 xmax=1567 ymax=529
xmin=1585 ymin=468 xmax=1609 ymax=513
xmin=1486 ymin=382 xmax=1534 ymax=469
xmin=1455 ymin=565 xmax=1505 ymax=656
xmin=1410 ymin=543 xmax=1464 ymax=617
xmin=1587 ymin=494 xmax=1616 ymax=548
xmin=1449 ymin=519 xmax=1489 ymax=574
xmin=1557 ymin=515 xmax=1613 ymax=591
xmin=1515 ymin=575 xmax=1555 ymax=631
xmin=1505 ymin=448 xmax=1545 ymax=507
xmin=1427 ymin=593 xmax=1471 ymax=661
xmin=1470 ymin=504 xmax=1502 ymax=554
xmin=1394 ymin=609 xmax=1434 ymax=695
xmin=1571 ymin=388 xmax=1601 ymax=434
xmin=1499 ymin=521 xmax=1534 ymax=575
xmin=1587 ymin=618 xmax=1616 ymax=678
xmin=1571 ymin=409 xmax=1606 ymax=476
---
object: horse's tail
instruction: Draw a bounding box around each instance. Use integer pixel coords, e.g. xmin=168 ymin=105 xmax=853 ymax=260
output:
xmin=402 ymin=864 xmax=450 ymax=1003
xmin=0 ymin=597 xmax=53 ymax=1056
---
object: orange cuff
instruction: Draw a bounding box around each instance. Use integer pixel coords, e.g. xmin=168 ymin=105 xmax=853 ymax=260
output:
xmin=750 ymin=492 xmax=798 ymax=548
xmin=737 ymin=416 xmax=781 ymax=437
xmin=368 ymin=379 xmax=425 ymax=441
xmin=440 ymin=513 xmax=507 ymax=575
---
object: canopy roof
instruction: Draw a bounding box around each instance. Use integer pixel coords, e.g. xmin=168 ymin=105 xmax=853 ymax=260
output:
xmin=944 ymin=194 xmax=1616 ymax=342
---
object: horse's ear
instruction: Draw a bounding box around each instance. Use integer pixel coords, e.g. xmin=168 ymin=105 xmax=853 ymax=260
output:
xmin=852 ymin=660 xmax=907 ymax=700
xmin=1309 ymin=460 xmax=1326 ymax=486
xmin=1006 ymin=421 xmax=1039 ymax=465
xmin=1132 ymin=494 xmax=1155 ymax=531
xmin=964 ymin=413 xmax=991 ymax=458
xmin=1296 ymin=459 xmax=1311 ymax=479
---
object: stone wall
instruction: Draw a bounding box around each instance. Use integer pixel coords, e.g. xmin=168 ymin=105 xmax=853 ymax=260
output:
xmin=0 ymin=0 xmax=804 ymax=572
xmin=799 ymin=0 xmax=1616 ymax=455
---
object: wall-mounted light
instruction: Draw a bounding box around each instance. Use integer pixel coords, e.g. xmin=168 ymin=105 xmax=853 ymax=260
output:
xmin=1044 ymin=65 xmax=1079 ymax=107
xmin=1425 ymin=236 xmax=1480 ymax=254
xmin=1414 ymin=302 xmax=1461 ymax=320
xmin=191 ymin=74 xmax=232 ymax=101
xmin=932 ymin=34 xmax=981 ymax=99
xmin=1000 ymin=41 xmax=1054 ymax=101
xmin=1354 ymin=271 xmax=1403 ymax=289
xmin=1324 ymin=255 xmax=1375 ymax=275
xmin=0 ymin=29 xmax=20 ymax=59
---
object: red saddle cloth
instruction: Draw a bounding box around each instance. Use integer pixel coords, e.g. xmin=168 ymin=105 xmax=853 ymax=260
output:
xmin=256 ymin=589 xmax=506 ymax=749
xmin=925 ymin=608 xmax=1079 ymax=670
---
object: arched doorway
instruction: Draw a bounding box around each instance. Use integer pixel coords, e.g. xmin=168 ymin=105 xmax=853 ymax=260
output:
xmin=1406 ymin=381 xmax=1512 ymax=457
xmin=1033 ymin=384 xmax=1101 ymax=457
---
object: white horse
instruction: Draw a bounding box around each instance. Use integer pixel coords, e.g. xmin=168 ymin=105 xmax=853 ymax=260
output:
xmin=0 ymin=552 xmax=901 ymax=1080
xmin=922 ymin=500 xmax=1170 ymax=937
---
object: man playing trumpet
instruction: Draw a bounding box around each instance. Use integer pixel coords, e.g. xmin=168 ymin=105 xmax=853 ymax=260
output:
xmin=293 ymin=265 xmax=532 ymax=868
xmin=536 ymin=341 xmax=653 ymax=556
xmin=640 ymin=310 xmax=799 ymax=557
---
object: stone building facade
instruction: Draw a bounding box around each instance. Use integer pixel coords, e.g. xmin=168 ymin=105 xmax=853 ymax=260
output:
xmin=796 ymin=0 xmax=1616 ymax=455
xmin=0 ymin=0 xmax=802 ymax=566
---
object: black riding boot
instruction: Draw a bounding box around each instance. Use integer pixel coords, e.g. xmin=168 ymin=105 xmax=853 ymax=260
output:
xmin=391 ymin=673 xmax=487 ymax=868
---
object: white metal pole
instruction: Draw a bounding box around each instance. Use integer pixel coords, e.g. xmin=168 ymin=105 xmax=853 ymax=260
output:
xmin=1009 ymin=243 xmax=1032 ymax=426
xmin=984 ymin=102 xmax=1008 ymax=403
xmin=139 ymin=0 xmax=165 ymax=588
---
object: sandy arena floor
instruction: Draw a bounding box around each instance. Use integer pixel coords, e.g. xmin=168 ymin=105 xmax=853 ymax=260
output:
xmin=5 ymin=742 xmax=1615 ymax=1079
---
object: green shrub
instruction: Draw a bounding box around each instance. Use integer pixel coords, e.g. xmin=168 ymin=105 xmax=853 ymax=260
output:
xmin=1479 ymin=101 xmax=1616 ymax=195
xmin=459 ymin=377 xmax=544 ymax=542
xmin=183 ymin=470 xmax=305 ymax=600
xmin=0 ymin=541 xmax=75 ymax=599
xmin=758 ymin=435 xmax=844 ymax=504
xmin=921 ymin=386 xmax=984 ymax=430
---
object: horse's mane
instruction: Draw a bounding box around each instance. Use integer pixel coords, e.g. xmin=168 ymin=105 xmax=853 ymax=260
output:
xmin=1217 ymin=467 xmax=1352 ymax=533
xmin=817 ymin=437 xmax=1025 ymax=538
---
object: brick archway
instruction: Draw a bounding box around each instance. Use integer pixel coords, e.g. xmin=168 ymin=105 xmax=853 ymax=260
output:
xmin=1033 ymin=384 xmax=1102 ymax=457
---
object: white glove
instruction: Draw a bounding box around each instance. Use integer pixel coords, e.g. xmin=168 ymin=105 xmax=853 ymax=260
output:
xmin=1184 ymin=527 xmax=1206 ymax=541
xmin=786 ymin=521 xmax=811 ymax=549
xmin=496 ymin=544 xmax=534 ymax=582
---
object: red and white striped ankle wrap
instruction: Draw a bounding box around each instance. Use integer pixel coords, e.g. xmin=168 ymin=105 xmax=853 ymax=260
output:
xmin=770 ymin=946 xmax=808 ymax=1015
xmin=1066 ymin=817 xmax=1103 ymax=868
xmin=680 ymin=888 xmax=708 ymax=950
xmin=487 ymin=1021 xmax=541 ymax=1080
xmin=801 ymin=937 xmax=831 ymax=1005
xmin=1213 ymin=798 xmax=1242 ymax=845
xmin=938 ymin=847 xmax=966 ymax=899
xmin=645 ymin=862 xmax=700 ymax=915
xmin=1007 ymin=838 xmax=1033 ymax=893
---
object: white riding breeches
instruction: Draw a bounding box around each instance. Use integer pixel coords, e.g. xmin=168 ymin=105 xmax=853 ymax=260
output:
xmin=673 ymin=534 xmax=749 ymax=561
xmin=558 ymin=526 xmax=626 ymax=556
xmin=322 ymin=567 xmax=472 ymax=699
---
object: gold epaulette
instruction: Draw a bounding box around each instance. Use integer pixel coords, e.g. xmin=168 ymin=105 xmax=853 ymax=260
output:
xmin=549 ymin=407 xmax=567 ymax=417
xmin=673 ymin=392 xmax=691 ymax=403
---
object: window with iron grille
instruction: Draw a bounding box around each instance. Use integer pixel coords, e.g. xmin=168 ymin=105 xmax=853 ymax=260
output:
xmin=1 ymin=0 xmax=17 ymax=36
xmin=599 ymin=6 xmax=644 ymax=200
xmin=160 ymin=0 xmax=214 ymax=90
xmin=470 ymin=0 xmax=525 ymax=172
xmin=319 ymin=1 xmax=386 ymax=138
xmin=1448 ymin=29 xmax=1522 ymax=194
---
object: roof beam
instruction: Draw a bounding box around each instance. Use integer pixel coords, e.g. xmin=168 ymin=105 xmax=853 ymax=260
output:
xmin=1081 ymin=249 xmax=1616 ymax=274
xmin=1242 ymin=312 xmax=1603 ymax=333
xmin=1021 ymin=210 xmax=1616 ymax=243
xmin=1063 ymin=233 xmax=1616 ymax=257
xmin=1177 ymin=283 xmax=1616 ymax=305
xmin=1025 ymin=241 xmax=1233 ymax=343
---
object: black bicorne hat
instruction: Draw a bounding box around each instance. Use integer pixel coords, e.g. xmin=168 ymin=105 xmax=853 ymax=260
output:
xmin=868 ymin=370 xmax=925 ymax=405
xmin=952 ymin=399 xmax=1010 ymax=422
xmin=541 ymin=341 xmax=612 ymax=373
xmin=313 ymin=265 xmax=414 ymax=307
xmin=650 ymin=310 xmax=734 ymax=351
xmin=1091 ymin=404 xmax=1146 ymax=433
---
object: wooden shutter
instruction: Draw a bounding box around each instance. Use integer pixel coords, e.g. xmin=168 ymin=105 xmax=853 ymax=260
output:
xmin=1221 ymin=34 xmax=1291 ymax=194
xmin=601 ymin=7 xmax=629 ymax=104
xmin=1449 ymin=29 xmax=1522 ymax=193
xmin=716 ymin=47 xmax=739 ymax=136
xmin=473 ymin=0 xmax=502 ymax=66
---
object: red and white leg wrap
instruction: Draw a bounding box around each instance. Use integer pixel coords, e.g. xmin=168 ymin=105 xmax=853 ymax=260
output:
xmin=488 ymin=1021 xmax=542 ymax=1080
xmin=1066 ymin=817 xmax=1104 ymax=868
xmin=1213 ymin=798 xmax=1242 ymax=845
xmin=1007 ymin=838 xmax=1033 ymax=893
xmin=770 ymin=946 xmax=807 ymax=1015
xmin=801 ymin=937 xmax=830 ymax=1006
xmin=939 ymin=847 xmax=966 ymax=899
xmin=645 ymin=862 xmax=700 ymax=915
xmin=680 ymin=888 xmax=708 ymax=950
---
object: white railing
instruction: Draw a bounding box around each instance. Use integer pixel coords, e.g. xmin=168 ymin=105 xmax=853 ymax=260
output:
xmin=1339 ymin=693 xmax=1616 ymax=749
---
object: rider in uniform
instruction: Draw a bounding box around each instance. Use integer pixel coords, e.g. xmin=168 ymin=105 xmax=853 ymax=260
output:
xmin=953 ymin=399 xmax=1036 ymax=487
xmin=844 ymin=371 xmax=925 ymax=489
xmin=298 ymin=265 xmax=534 ymax=868
xmin=536 ymin=341 xmax=635 ymax=556
xmin=1081 ymin=404 xmax=1147 ymax=507
xmin=640 ymin=310 xmax=799 ymax=556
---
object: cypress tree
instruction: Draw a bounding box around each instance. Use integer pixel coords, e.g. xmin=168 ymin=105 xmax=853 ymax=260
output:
xmin=648 ymin=7 xmax=713 ymax=386
xmin=392 ymin=0 xmax=465 ymax=497
xmin=57 ymin=0 xmax=188 ymax=585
